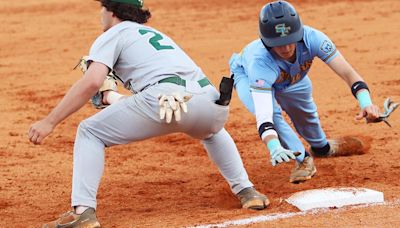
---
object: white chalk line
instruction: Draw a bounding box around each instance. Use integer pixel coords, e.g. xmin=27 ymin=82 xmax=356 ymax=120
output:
xmin=189 ymin=199 xmax=400 ymax=228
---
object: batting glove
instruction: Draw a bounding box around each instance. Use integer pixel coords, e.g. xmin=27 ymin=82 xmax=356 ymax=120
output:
xmin=270 ymin=146 xmax=297 ymax=167
xmin=371 ymin=97 xmax=398 ymax=127
xmin=158 ymin=92 xmax=192 ymax=123
xmin=91 ymin=76 xmax=118 ymax=109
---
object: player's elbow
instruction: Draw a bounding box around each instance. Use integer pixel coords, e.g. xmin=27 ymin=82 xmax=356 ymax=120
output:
xmin=83 ymin=62 xmax=110 ymax=90
xmin=78 ymin=75 xmax=104 ymax=96
xmin=88 ymin=80 xmax=103 ymax=92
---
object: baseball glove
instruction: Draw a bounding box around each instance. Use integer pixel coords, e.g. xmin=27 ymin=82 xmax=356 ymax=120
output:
xmin=371 ymin=98 xmax=398 ymax=127
xmin=74 ymin=56 xmax=118 ymax=109
xmin=91 ymin=76 xmax=118 ymax=109
xmin=158 ymin=92 xmax=192 ymax=123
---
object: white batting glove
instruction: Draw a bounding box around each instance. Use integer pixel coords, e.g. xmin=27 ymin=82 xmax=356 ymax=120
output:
xmin=158 ymin=92 xmax=192 ymax=123
xmin=270 ymin=146 xmax=297 ymax=166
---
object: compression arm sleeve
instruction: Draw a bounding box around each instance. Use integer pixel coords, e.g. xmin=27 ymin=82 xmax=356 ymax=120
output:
xmin=251 ymin=90 xmax=276 ymax=140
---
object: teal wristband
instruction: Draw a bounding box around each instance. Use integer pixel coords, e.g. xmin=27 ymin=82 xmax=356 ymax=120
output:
xmin=356 ymin=90 xmax=372 ymax=109
xmin=267 ymin=138 xmax=281 ymax=152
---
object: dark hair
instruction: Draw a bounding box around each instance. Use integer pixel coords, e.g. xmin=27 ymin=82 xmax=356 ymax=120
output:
xmin=97 ymin=0 xmax=151 ymax=24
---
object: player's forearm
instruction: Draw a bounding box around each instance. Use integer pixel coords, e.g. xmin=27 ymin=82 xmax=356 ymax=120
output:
xmin=342 ymin=69 xmax=364 ymax=88
xmin=327 ymin=54 xmax=364 ymax=87
xmin=45 ymin=77 xmax=100 ymax=126
xmin=252 ymin=91 xmax=274 ymax=130
xmin=326 ymin=54 xmax=380 ymax=120
xmin=252 ymin=90 xmax=278 ymax=149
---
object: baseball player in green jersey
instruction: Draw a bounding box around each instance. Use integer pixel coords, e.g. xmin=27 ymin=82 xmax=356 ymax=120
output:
xmin=28 ymin=0 xmax=268 ymax=227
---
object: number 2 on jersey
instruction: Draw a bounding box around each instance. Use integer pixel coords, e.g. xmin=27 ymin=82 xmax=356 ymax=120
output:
xmin=139 ymin=29 xmax=174 ymax=51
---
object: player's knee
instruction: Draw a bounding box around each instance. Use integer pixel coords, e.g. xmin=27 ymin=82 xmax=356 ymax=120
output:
xmin=77 ymin=121 xmax=90 ymax=135
xmin=77 ymin=120 xmax=99 ymax=139
xmin=77 ymin=120 xmax=108 ymax=144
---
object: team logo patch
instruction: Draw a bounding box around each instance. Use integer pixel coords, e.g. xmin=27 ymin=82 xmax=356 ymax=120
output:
xmin=320 ymin=40 xmax=334 ymax=54
xmin=275 ymin=23 xmax=291 ymax=37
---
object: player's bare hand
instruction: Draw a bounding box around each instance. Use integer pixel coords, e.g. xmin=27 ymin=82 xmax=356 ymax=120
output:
xmin=355 ymin=104 xmax=380 ymax=123
xmin=158 ymin=92 xmax=192 ymax=123
xmin=28 ymin=118 xmax=55 ymax=145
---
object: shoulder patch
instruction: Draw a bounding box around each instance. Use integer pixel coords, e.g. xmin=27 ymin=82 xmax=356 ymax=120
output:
xmin=320 ymin=40 xmax=334 ymax=54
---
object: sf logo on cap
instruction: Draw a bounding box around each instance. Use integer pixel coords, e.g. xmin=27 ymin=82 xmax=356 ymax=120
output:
xmin=275 ymin=23 xmax=291 ymax=37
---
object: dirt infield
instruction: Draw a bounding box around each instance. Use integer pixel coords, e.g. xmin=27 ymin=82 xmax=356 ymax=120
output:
xmin=1 ymin=0 xmax=400 ymax=227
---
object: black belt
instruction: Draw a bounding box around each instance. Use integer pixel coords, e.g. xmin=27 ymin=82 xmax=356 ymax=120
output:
xmin=158 ymin=76 xmax=211 ymax=88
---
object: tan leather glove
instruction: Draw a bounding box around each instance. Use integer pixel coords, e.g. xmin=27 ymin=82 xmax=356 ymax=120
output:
xmin=74 ymin=56 xmax=119 ymax=109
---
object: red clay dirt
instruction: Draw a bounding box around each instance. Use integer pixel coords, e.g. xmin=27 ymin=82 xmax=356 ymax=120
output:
xmin=1 ymin=0 xmax=400 ymax=227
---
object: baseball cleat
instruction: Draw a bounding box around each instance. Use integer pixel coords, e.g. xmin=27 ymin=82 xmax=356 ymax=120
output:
xmin=290 ymin=156 xmax=317 ymax=183
xmin=42 ymin=208 xmax=100 ymax=228
xmin=236 ymin=187 xmax=270 ymax=210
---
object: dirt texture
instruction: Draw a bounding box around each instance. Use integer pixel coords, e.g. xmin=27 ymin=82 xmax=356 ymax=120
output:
xmin=1 ymin=0 xmax=400 ymax=227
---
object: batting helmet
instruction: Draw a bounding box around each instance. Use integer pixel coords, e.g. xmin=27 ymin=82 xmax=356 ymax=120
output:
xmin=259 ymin=1 xmax=304 ymax=47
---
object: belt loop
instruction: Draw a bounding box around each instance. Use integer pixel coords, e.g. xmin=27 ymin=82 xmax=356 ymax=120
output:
xmin=179 ymin=77 xmax=186 ymax=87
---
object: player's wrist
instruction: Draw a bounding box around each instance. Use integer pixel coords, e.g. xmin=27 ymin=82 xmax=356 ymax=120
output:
xmin=267 ymin=138 xmax=281 ymax=155
xmin=43 ymin=115 xmax=58 ymax=128
xmin=356 ymin=90 xmax=372 ymax=110
xmin=259 ymin=122 xmax=277 ymax=140
xmin=351 ymin=81 xmax=372 ymax=109
xmin=102 ymin=91 xmax=124 ymax=105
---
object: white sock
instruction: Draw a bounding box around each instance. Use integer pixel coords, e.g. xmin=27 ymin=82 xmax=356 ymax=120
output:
xmin=75 ymin=206 xmax=89 ymax=214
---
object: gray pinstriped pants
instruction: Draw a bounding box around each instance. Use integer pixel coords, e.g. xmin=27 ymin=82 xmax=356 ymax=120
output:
xmin=71 ymin=82 xmax=253 ymax=209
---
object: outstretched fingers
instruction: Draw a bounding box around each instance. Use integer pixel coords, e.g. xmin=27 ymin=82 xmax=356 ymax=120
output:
xmin=158 ymin=92 xmax=192 ymax=123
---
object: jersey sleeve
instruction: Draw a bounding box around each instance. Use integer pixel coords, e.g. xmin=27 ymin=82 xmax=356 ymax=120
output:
xmin=88 ymin=30 xmax=124 ymax=70
xmin=229 ymin=53 xmax=255 ymax=114
xmin=247 ymin=57 xmax=278 ymax=91
xmin=306 ymin=28 xmax=339 ymax=64
xmin=230 ymin=53 xmax=246 ymax=87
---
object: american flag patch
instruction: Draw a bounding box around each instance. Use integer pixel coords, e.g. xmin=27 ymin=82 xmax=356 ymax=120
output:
xmin=255 ymin=79 xmax=265 ymax=87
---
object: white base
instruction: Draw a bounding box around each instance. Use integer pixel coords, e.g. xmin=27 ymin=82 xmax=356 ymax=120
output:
xmin=286 ymin=187 xmax=384 ymax=211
